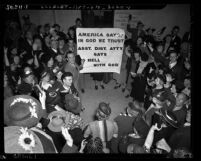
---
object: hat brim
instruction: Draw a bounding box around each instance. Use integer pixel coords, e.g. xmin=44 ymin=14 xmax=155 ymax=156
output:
xmin=160 ymin=109 xmax=179 ymax=128
xmin=4 ymin=126 xmax=44 ymax=153
xmin=47 ymin=111 xmax=67 ymax=132
xmin=4 ymin=95 xmax=44 ymax=128
xmin=65 ymin=102 xmax=82 ymax=115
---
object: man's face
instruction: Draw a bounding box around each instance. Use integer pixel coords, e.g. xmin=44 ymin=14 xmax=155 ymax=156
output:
xmin=63 ymin=76 xmax=73 ymax=87
xmin=137 ymin=37 xmax=143 ymax=46
xmin=169 ymin=52 xmax=177 ymax=63
xmin=27 ymin=58 xmax=34 ymax=65
xmin=47 ymin=58 xmax=54 ymax=67
xmin=67 ymin=53 xmax=75 ymax=64
xmin=34 ymin=39 xmax=42 ymax=49
xmin=13 ymin=56 xmax=20 ymax=65
xmin=59 ymin=40 xmax=65 ymax=48
xmin=157 ymin=45 xmax=163 ymax=53
xmin=11 ymin=48 xmax=17 ymax=55
xmin=134 ymin=52 xmax=140 ymax=61
xmin=56 ymin=55 xmax=63 ymax=63
xmin=51 ymin=40 xmax=58 ymax=49
xmin=176 ymin=93 xmax=187 ymax=107
xmin=172 ymin=28 xmax=179 ymax=36
xmin=26 ymin=31 xmax=33 ymax=40
xmin=76 ymin=20 xmax=82 ymax=27
xmin=25 ymin=75 xmax=34 ymax=84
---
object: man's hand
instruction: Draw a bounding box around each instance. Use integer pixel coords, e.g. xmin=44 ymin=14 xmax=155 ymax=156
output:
xmin=39 ymin=90 xmax=46 ymax=109
xmin=130 ymin=72 xmax=137 ymax=77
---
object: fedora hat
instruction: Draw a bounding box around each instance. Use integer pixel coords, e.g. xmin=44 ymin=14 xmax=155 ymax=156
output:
xmin=4 ymin=95 xmax=44 ymax=128
xmin=64 ymin=94 xmax=82 ymax=115
xmin=159 ymin=108 xmax=179 ymax=128
xmin=4 ymin=126 xmax=44 ymax=153
xmin=47 ymin=111 xmax=67 ymax=132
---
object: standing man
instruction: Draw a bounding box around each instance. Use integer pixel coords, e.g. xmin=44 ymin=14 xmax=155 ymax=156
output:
xmin=170 ymin=26 xmax=181 ymax=53
xmin=127 ymin=15 xmax=146 ymax=44
xmin=22 ymin=14 xmax=37 ymax=36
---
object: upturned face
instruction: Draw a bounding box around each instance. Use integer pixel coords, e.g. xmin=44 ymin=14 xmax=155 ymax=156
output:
xmin=176 ymin=93 xmax=187 ymax=107
xmin=67 ymin=53 xmax=75 ymax=64
xmin=47 ymin=57 xmax=54 ymax=67
xmin=63 ymin=76 xmax=73 ymax=87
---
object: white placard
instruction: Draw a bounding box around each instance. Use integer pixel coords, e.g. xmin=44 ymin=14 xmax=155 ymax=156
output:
xmin=76 ymin=28 xmax=125 ymax=74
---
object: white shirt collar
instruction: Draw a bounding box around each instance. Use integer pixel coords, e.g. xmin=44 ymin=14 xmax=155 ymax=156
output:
xmin=52 ymin=48 xmax=57 ymax=53
xmin=169 ymin=61 xmax=177 ymax=69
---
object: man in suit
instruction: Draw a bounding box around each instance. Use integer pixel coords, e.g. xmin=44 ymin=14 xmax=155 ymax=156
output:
xmin=127 ymin=20 xmax=146 ymax=44
xmin=167 ymin=50 xmax=184 ymax=88
xmin=170 ymin=26 xmax=181 ymax=53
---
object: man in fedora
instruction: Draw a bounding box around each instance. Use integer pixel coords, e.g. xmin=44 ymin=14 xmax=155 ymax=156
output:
xmin=84 ymin=102 xmax=118 ymax=153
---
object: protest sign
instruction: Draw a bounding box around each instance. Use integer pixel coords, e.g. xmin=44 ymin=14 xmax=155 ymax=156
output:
xmin=76 ymin=28 xmax=125 ymax=73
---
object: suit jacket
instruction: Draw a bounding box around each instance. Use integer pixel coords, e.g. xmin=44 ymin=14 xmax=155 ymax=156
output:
xmin=127 ymin=25 xmax=146 ymax=43
xmin=168 ymin=61 xmax=184 ymax=82
xmin=170 ymin=35 xmax=181 ymax=52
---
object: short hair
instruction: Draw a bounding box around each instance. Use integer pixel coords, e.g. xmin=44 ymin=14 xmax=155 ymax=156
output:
xmin=61 ymin=72 xmax=73 ymax=82
xmin=133 ymin=47 xmax=142 ymax=55
xmin=76 ymin=18 xmax=81 ymax=23
xmin=172 ymin=26 xmax=180 ymax=31
xmin=84 ymin=137 xmax=103 ymax=153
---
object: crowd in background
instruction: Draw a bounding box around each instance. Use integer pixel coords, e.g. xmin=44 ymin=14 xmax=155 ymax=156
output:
xmin=3 ymin=13 xmax=192 ymax=158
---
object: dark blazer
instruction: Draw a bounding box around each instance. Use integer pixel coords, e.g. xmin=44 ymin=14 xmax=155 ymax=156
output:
xmin=168 ymin=61 xmax=184 ymax=82
xmin=170 ymin=35 xmax=181 ymax=52
xmin=127 ymin=25 xmax=146 ymax=43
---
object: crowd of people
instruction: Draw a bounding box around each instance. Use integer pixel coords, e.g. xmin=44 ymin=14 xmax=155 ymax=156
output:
xmin=3 ymin=13 xmax=192 ymax=158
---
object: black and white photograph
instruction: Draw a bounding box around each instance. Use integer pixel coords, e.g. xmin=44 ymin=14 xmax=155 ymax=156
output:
xmin=2 ymin=3 xmax=193 ymax=158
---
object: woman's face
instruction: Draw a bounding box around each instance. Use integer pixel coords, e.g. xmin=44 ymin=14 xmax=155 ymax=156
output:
xmin=47 ymin=57 xmax=54 ymax=67
xmin=42 ymin=74 xmax=50 ymax=82
xmin=13 ymin=56 xmax=20 ymax=65
xmin=56 ymin=71 xmax=63 ymax=80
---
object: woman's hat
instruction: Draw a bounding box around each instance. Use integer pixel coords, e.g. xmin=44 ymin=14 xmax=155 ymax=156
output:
xmin=4 ymin=95 xmax=44 ymax=128
xmin=159 ymin=108 xmax=179 ymax=128
xmin=64 ymin=94 xmax=82 ymax=115
xmin=4 ymin=126 xmax=44 ymax=153
xmin=47 ymin=111 xmax=67 ymax=132
xmin=97 ymin=102 xmax=111 ymax=118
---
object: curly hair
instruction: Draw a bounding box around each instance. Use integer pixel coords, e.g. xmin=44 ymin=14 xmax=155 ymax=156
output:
xmin=84 ymin=137 xmax=104 ymax=153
